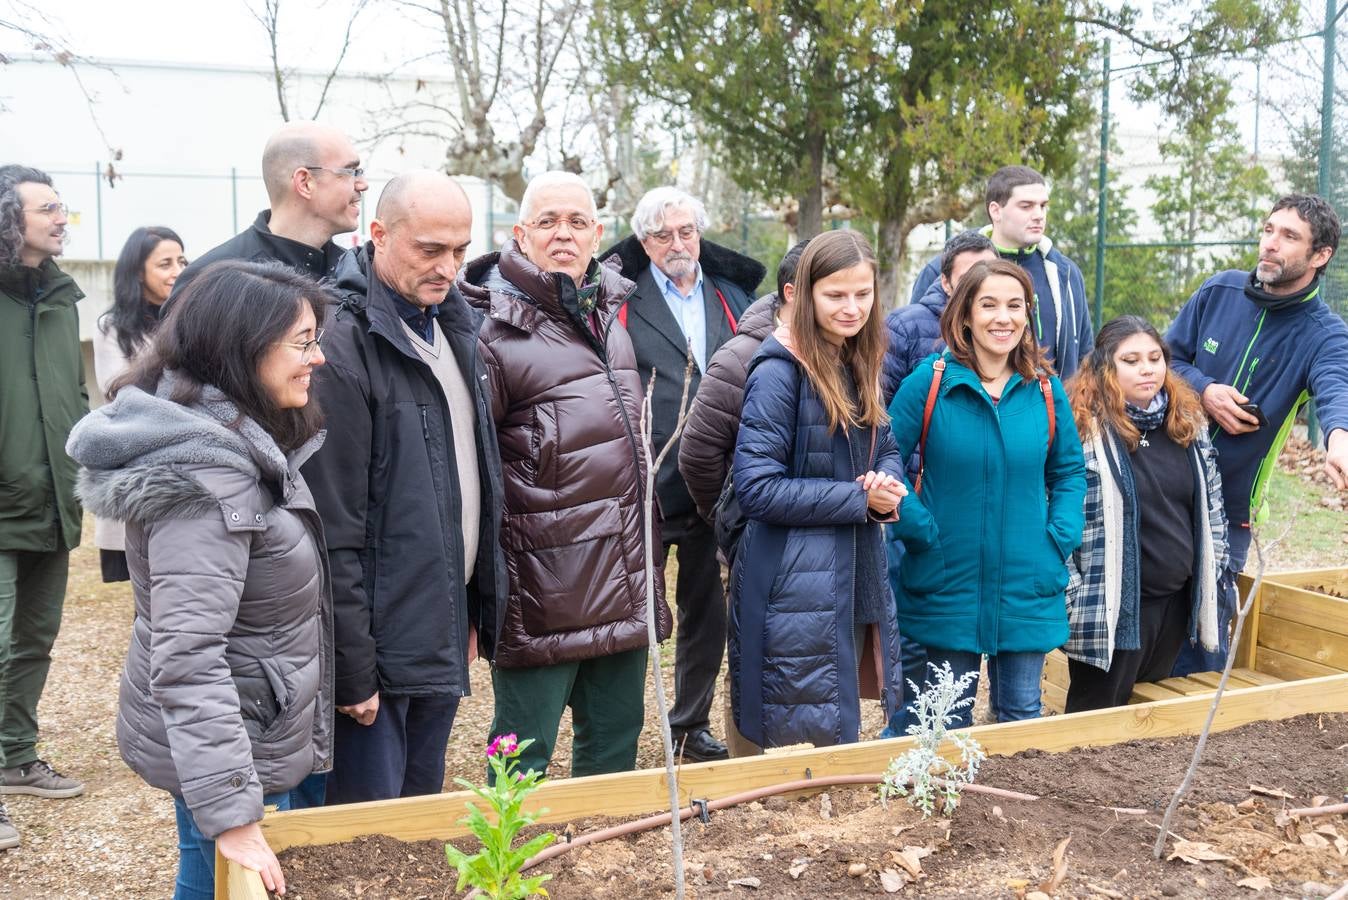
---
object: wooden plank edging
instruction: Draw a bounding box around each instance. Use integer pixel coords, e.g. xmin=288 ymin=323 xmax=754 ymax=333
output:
xmin=221 ymin=672 xmax=1348 ymax=898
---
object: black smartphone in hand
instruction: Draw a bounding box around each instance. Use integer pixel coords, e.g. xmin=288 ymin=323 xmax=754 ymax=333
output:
xmin=1237 ymin=402 xmax=1269 ymax=429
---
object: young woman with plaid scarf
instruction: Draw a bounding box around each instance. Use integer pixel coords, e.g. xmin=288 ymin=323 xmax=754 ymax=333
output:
xmin=1062 ymin=316 xmax=1229 ymax=712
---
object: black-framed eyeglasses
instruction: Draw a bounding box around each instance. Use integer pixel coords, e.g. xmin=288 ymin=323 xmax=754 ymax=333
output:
xmin=303 ymin=166 xmax=365 ymax=180
xmin=23 ymin=201 xmax=69 ymax=218
xmin=648 ymin=225 xmax=699 ymax=246
xmin=278 ymin=328 xmax=325 ymax=364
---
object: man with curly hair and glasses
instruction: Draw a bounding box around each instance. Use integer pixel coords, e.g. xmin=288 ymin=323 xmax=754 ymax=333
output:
xmin=0 ymin=164 xmax=89 ymax=851
xmin=171 ymin=121 xmax=369 ymax=300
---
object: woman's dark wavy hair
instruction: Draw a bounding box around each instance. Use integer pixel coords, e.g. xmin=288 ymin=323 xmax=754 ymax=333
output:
xmin=0 ymin=164 xmax=53 ymax=268
xmin=1065 ymin=315 xmax=1205 ymax=452
xmin=110 ymin=260 xmax=330 ymax=452
xmin=101 ymin=226 xmax=185 ymax=358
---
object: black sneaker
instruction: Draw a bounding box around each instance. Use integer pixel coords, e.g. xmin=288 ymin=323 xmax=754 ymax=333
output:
xmin=0 ymin=760 xmax=85 ymax=799
xmin=0 ymin=801 xmax=18 ymax=850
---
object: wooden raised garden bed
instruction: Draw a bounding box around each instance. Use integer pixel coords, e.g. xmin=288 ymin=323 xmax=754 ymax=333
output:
xmin=218 ymin=568 xmax=1348 ymax=899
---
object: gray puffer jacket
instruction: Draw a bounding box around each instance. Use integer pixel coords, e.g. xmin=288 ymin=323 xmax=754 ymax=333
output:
xmin=66 ymin=374 xmax=333 ymax=839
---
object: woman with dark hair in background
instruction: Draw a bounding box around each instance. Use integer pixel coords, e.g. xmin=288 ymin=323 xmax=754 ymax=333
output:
xmin=1062 ymin=315 xmax=1228 ymax=712
xmin=887 ymin=259 xmax=1085 ymax=728
xmin=67 ymin=260 xmax=332 ymax=898
xmin=730 ymin=229 xmax=906 ymax=749
xmin=92 ymin=226 xmax=188 ymax=582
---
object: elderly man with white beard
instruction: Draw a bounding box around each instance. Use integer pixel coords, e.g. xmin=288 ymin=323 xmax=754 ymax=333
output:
xmin=600 ymin=187 xmax=764 ymax=763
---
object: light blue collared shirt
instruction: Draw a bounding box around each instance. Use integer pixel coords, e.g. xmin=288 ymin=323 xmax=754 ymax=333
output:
xmin=650 ymin=261 xmax=707 ymax=371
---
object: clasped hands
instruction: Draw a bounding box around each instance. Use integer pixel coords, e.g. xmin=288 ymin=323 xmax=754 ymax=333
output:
xmin=857 ymin=470 xmax=906 ymax=517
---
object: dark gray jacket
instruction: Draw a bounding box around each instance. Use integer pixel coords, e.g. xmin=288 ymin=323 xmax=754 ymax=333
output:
xmin=600 ymin=236 xmax=764 ymax=521
xmin=67 ymin=376 xmax=333 ymax=839
xmin=303 ymin=245 xmax=507 ymax=704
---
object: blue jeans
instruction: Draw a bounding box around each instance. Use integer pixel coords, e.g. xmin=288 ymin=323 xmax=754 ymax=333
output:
xmin=173 ymin=790 xmax=294 ymax=900
xmin=921 ymin=648 xmax=1046 ymax=729
xmin=880 ymin=631 xmax=927 ymax=738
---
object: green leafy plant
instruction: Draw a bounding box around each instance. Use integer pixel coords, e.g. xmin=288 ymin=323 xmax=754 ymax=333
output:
xmin=444 ymin=734 xmax=556 ymax=899
xmin=878 ymin=662 xmax=986 ymax=817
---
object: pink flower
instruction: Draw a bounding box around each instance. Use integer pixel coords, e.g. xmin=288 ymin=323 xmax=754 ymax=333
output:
xmin=486 ymin=733 xmax=519 ymax=758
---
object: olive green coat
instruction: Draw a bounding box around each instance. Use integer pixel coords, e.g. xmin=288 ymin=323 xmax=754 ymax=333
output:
xmin=0 ymin=259 xmax=88 ymax=551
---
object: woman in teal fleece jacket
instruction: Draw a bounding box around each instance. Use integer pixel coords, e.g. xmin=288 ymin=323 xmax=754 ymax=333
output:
xmin=889 ymin=259 xmax=1086 ymax=727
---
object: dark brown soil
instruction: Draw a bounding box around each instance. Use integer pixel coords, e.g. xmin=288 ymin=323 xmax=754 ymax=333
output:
xmin=280 ymin=713 xmax=1348 ymax=899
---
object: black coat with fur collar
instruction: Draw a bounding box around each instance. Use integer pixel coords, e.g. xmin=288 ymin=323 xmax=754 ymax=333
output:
xmin=599 ymin=236 xmax=765 ymax=520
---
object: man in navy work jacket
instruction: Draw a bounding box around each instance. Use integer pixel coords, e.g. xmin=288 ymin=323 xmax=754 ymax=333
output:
xmin=302 ymin=171 xmax=506 ymax=804
xmin=1166 ymin=193 xmax=1348 ymax=674
xmin=909 ymin=165 xmax=1093 ymax=378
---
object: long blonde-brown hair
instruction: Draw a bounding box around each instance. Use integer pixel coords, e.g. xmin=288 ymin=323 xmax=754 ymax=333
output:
xmin=787 ymin=230 xmax=889 ymax=433
xmin=939 ymin=259 xmax=1048 ymax=383
xmin=1065 ymin=315 xmax=1205 ymax=451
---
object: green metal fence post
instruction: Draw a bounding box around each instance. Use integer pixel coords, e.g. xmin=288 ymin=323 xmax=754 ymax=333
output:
xmin=1094 ymin=42 xmax=1110 ymax=329
xmin=94 ymin=162 xmax=104 ymax=259
xmin=1309 ymin=0 xmax=1337 ymax=446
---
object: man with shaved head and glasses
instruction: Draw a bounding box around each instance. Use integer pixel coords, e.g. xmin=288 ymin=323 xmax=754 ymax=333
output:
xmin=303 ymin=171 xmax=507 ymax=804
xmin=172 ymin=121 xmax=369 ymax=299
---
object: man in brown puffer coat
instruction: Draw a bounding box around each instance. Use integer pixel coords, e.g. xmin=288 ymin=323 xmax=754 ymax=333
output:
xmin=676 ymin=239 xmax=807 ymax=758
xmin=459 ymin=172 xmax=671 ymax=778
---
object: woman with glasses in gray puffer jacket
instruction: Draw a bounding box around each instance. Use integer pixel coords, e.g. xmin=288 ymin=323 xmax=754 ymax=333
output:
xmin=67 ymin=260 xmax=333 ymax=899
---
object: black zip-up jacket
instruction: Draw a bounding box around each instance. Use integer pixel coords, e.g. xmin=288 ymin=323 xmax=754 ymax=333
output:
xmin=170 ymin=210 xmax=348 ymax=301
xmin=301 ymin=244 xmax=506 ymax=705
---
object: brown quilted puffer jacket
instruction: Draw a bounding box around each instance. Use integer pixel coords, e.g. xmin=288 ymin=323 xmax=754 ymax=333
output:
xmin=677 ymin=292 xmax=780 ymax=522
xmin=460 ymin=240 xmax=671 ymax=669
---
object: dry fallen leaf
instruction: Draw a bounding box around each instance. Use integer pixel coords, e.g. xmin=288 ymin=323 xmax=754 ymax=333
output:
xmin=1168 ymin=840 xmax=1235 ymax=864
xmin=1236 ymin=875 xmax=1272 ymax=891
xmin=1038 ymin=836 xmax=1072 ymax=895
xmin=1312 ymin=795 xmax=1332 ymax=807
xmin=728 ymin=876 xmax=761 ymax=889
xmin=1315 ymin=825 xmax=1342 ymax=838
xmin=819 ymin=793 xmax=833 ymax=820
xmin=1249 ymin=784 xmax=1295 ymax=800
xmin=890 ymin=848 xmax=924 ymax=878
xmin=1236 ymin=797 xmax=1258 ymax=811
xmin=880 ymin=869 xmax=906 ymax=893
xmin=1300 ymin=833 xmax=1332 ymax=850
xmin=1085 ymin=883 xmax=1126 ymax=899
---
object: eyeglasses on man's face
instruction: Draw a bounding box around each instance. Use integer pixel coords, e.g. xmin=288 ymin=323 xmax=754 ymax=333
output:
xmin=278 ymin=328 xmax=325 ymax=364
xmin=524 ymin=214 xmax=596 ymax=233
xmin=647 ymin=225 xmax=699 ymax=246
xmin=24 ymin=201 xmax=69 ymax=218
xmin=303 ymin=166 xmax=365 ymax=180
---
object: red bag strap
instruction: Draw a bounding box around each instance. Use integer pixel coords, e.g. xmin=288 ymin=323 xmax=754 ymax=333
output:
xmin=714 ymin=287 xmax=739 ymax=333
xmin=1037 ymin=372 xmax=1056 ymax=449
xmin=914 ymin=358 xmax=946 ymax=495
xmin=616 ymin=287 xmax=737 ymax=334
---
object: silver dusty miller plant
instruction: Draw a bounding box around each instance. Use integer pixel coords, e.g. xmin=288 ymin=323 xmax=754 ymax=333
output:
xmin=878 ymin=661 xmax=986 ymax=817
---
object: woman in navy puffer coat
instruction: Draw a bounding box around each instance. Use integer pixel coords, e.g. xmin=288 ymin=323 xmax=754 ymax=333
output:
xmin=730 ymin=231 xmax=906 ymax=749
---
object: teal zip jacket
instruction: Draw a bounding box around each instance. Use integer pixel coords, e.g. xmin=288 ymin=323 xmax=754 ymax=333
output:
xmin=887 ymin=354 xmax=1086 ymax=654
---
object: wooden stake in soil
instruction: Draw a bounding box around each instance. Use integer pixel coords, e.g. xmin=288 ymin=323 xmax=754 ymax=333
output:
xmin=1153 ymin=524 xmax=1289 ymax=858
xmin=637 ymin=349 xmax=696 ymax=899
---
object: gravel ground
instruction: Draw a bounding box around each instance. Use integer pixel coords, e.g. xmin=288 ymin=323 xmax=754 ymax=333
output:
xmin=0 ymin=442 xmax=1340 ymax=897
